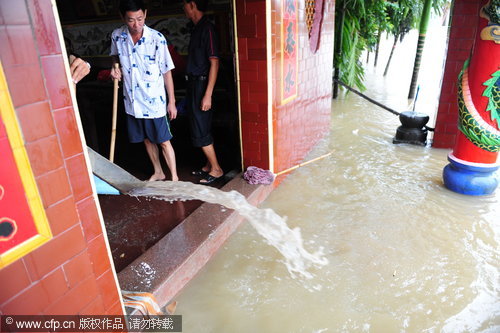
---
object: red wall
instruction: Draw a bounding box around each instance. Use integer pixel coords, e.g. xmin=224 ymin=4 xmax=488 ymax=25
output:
xmin=0 ymin=0 xmax=122 ymax=315
xmin=271 ymin=0 xmax=334 ymax=173
xmin=433 ymin=0 xmax=482 ymax=148
xmin=236 ymin=0 xmax=335 ymax=173
xmin=236 ymin=0 xmax=270 ymax=169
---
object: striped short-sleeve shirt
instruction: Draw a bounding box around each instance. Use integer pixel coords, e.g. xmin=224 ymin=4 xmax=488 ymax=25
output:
xmin=110 ymin=25 xmax=175 ymax=119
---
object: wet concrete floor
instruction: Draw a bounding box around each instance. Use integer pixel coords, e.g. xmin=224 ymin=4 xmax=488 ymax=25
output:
xmin=99 ymin=195 xmax=203 ymax=272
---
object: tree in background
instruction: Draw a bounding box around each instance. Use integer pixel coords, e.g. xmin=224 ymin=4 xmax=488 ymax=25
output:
xmin=407 ymin=0 xmax=449 ymax=98
xmin=333 ymin=0 xmax=450 ymax=99
xmin=383 ymin=0 xmax=421 ymax=76
xmin=333 ymin=0 xmax=387 ymax=98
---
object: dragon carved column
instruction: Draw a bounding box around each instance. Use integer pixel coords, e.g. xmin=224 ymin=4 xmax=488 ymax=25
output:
xmin=443 ymin=0 xmax=500 ymax=195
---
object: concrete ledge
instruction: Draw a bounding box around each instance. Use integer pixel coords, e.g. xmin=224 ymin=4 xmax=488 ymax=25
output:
xmin=117 ymin=174 xmax=274 ymax=309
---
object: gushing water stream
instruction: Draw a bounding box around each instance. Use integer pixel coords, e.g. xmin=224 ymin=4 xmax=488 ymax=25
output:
xmin=129 ymin=181 xmax=328 ymax=280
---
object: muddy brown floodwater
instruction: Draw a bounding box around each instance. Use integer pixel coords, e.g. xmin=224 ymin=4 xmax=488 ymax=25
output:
xmin=174 ymin=19 xmax=499 ymax=333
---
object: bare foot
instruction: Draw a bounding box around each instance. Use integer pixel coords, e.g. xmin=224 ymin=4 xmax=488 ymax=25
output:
xmin=148 ymin=173 xmax=166 ymax=181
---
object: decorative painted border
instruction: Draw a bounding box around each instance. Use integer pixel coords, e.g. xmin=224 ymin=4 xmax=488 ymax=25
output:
xmin=458 ymin=67 xmax=500 ymax=152
xmin=462 ymin=69 xmax=500 ymax=135
xmin=0 ymin=62 xmax=52 ymax=269
xmin=309 ymin=0 xmax=325 ymax=53
xmin=449 ymin=152 xmax=500 ymax=168
xmin=280 ymin=0 xmax=298 ymax=105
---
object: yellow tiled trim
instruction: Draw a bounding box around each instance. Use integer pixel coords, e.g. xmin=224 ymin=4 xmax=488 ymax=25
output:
xmin=0 ymin=61 xmax=52 ymax=269
xmin=232 ymin=0 xmax=245 ymax=171
xmin=267 ymin=0 xmax=274 ymax=172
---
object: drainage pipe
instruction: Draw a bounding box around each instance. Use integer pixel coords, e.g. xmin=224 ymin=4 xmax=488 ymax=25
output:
xmin=333 ymin=78 xmax=435 ymax=132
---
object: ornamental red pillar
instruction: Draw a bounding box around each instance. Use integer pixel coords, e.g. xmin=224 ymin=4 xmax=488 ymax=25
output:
xmin=443 ymin=0 xmax=500 ymax=195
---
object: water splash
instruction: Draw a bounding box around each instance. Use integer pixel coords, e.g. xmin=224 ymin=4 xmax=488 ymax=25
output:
xmin=132 ymin=262 xmax=156 ymax=288
xmin=128 ymin=180 xmax=328 ymax=279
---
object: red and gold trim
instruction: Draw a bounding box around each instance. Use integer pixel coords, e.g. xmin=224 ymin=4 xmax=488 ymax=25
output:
xmin=0 ymin=62 xmax=52 ymax=269
xmin=280 ymin=0 xmax=298 ymax=104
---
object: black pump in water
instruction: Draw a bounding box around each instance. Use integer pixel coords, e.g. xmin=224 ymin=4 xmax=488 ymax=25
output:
xmin=392 ymin=111 xmax=430 ymax=146
xmin=392 ymin=86 xmax=430 ymax=146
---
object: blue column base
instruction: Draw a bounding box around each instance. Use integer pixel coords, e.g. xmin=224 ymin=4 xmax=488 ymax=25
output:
xmin=443 ymin=157 xmax=499 ymax=196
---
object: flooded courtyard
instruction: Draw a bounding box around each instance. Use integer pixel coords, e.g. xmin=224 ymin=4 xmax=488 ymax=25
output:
xmin=173 ymin=21 xmax=500 ymax=333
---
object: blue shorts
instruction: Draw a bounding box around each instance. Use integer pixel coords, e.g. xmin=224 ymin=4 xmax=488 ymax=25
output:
xmin=126 ymin=114 xmax=173 ymax=144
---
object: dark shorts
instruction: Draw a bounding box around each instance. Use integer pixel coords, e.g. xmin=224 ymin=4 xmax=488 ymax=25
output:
xmin=187 ymin=78 xmax=213 ymax=147
xmin=126 ymin=114 xmax=172 ymax=144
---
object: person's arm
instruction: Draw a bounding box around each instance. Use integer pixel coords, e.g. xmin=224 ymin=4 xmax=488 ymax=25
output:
xmin=200 ymin=57 xmax=219 ymax=111
xmin=163 ymin=70 xmax=177 ymax=120
xmin=69 ymin=54 xmax=91 ymax=84
xmin=110 ymin=55 xmax=122 ymax=81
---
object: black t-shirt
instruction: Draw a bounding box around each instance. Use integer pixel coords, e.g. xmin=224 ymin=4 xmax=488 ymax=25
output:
xmin=186 ymin=15 xmax=219 ymax=76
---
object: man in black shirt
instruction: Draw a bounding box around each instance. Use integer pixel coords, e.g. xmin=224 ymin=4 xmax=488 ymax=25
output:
xmin=183 ymin=0 xmax=223 ymax=184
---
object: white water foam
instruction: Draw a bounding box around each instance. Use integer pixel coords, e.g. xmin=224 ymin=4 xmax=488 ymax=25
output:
xmin=128 ymin=180 xmax=329 ymax=280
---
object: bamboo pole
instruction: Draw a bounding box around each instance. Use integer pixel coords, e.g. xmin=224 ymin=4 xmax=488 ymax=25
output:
xmin=275 ymin=151 xmax=334 ymax=176
xmin=109 ymin=63 xmax=119 ymax=162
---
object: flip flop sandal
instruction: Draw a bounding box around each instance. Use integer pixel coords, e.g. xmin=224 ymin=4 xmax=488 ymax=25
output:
xmin=199 ymin=174 xmax=222 ymax=185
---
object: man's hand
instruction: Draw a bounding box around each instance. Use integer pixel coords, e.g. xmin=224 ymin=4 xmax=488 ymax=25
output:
xmin=201 ymin=94 xmax=212 ymax=111
xmin=110 ymin=64 xmax=122 ymax=81
xmin=200 ymin=57 xmax=218 ymax=111
xmin=168 ymin=102 xmax=178 ymax=120
xmin=69 ymin=55 xmax=90 ymax=84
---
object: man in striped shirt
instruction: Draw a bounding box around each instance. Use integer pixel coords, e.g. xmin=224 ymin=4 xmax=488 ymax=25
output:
xmin=110 ymin=0 xmax=178 ymax=181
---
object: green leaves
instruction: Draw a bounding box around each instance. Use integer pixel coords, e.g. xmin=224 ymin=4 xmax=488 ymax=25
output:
xmin=334 ymin=0 xmax=384 ymax=91
xmin=482 ymin=70 xmax=500 ymax=126
xmin=333 ymin=0 xmax=450 ymax=94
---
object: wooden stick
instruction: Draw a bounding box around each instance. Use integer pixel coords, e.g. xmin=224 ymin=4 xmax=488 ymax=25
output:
xmin=275 ymin=151 xmax=334 ymax=176
xmin=109 ymin=63 xmax=119 ymax=162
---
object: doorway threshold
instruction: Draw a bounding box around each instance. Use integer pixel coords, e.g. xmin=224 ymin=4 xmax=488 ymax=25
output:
xmin=116 ymin=175 xmax=274 ymax=311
